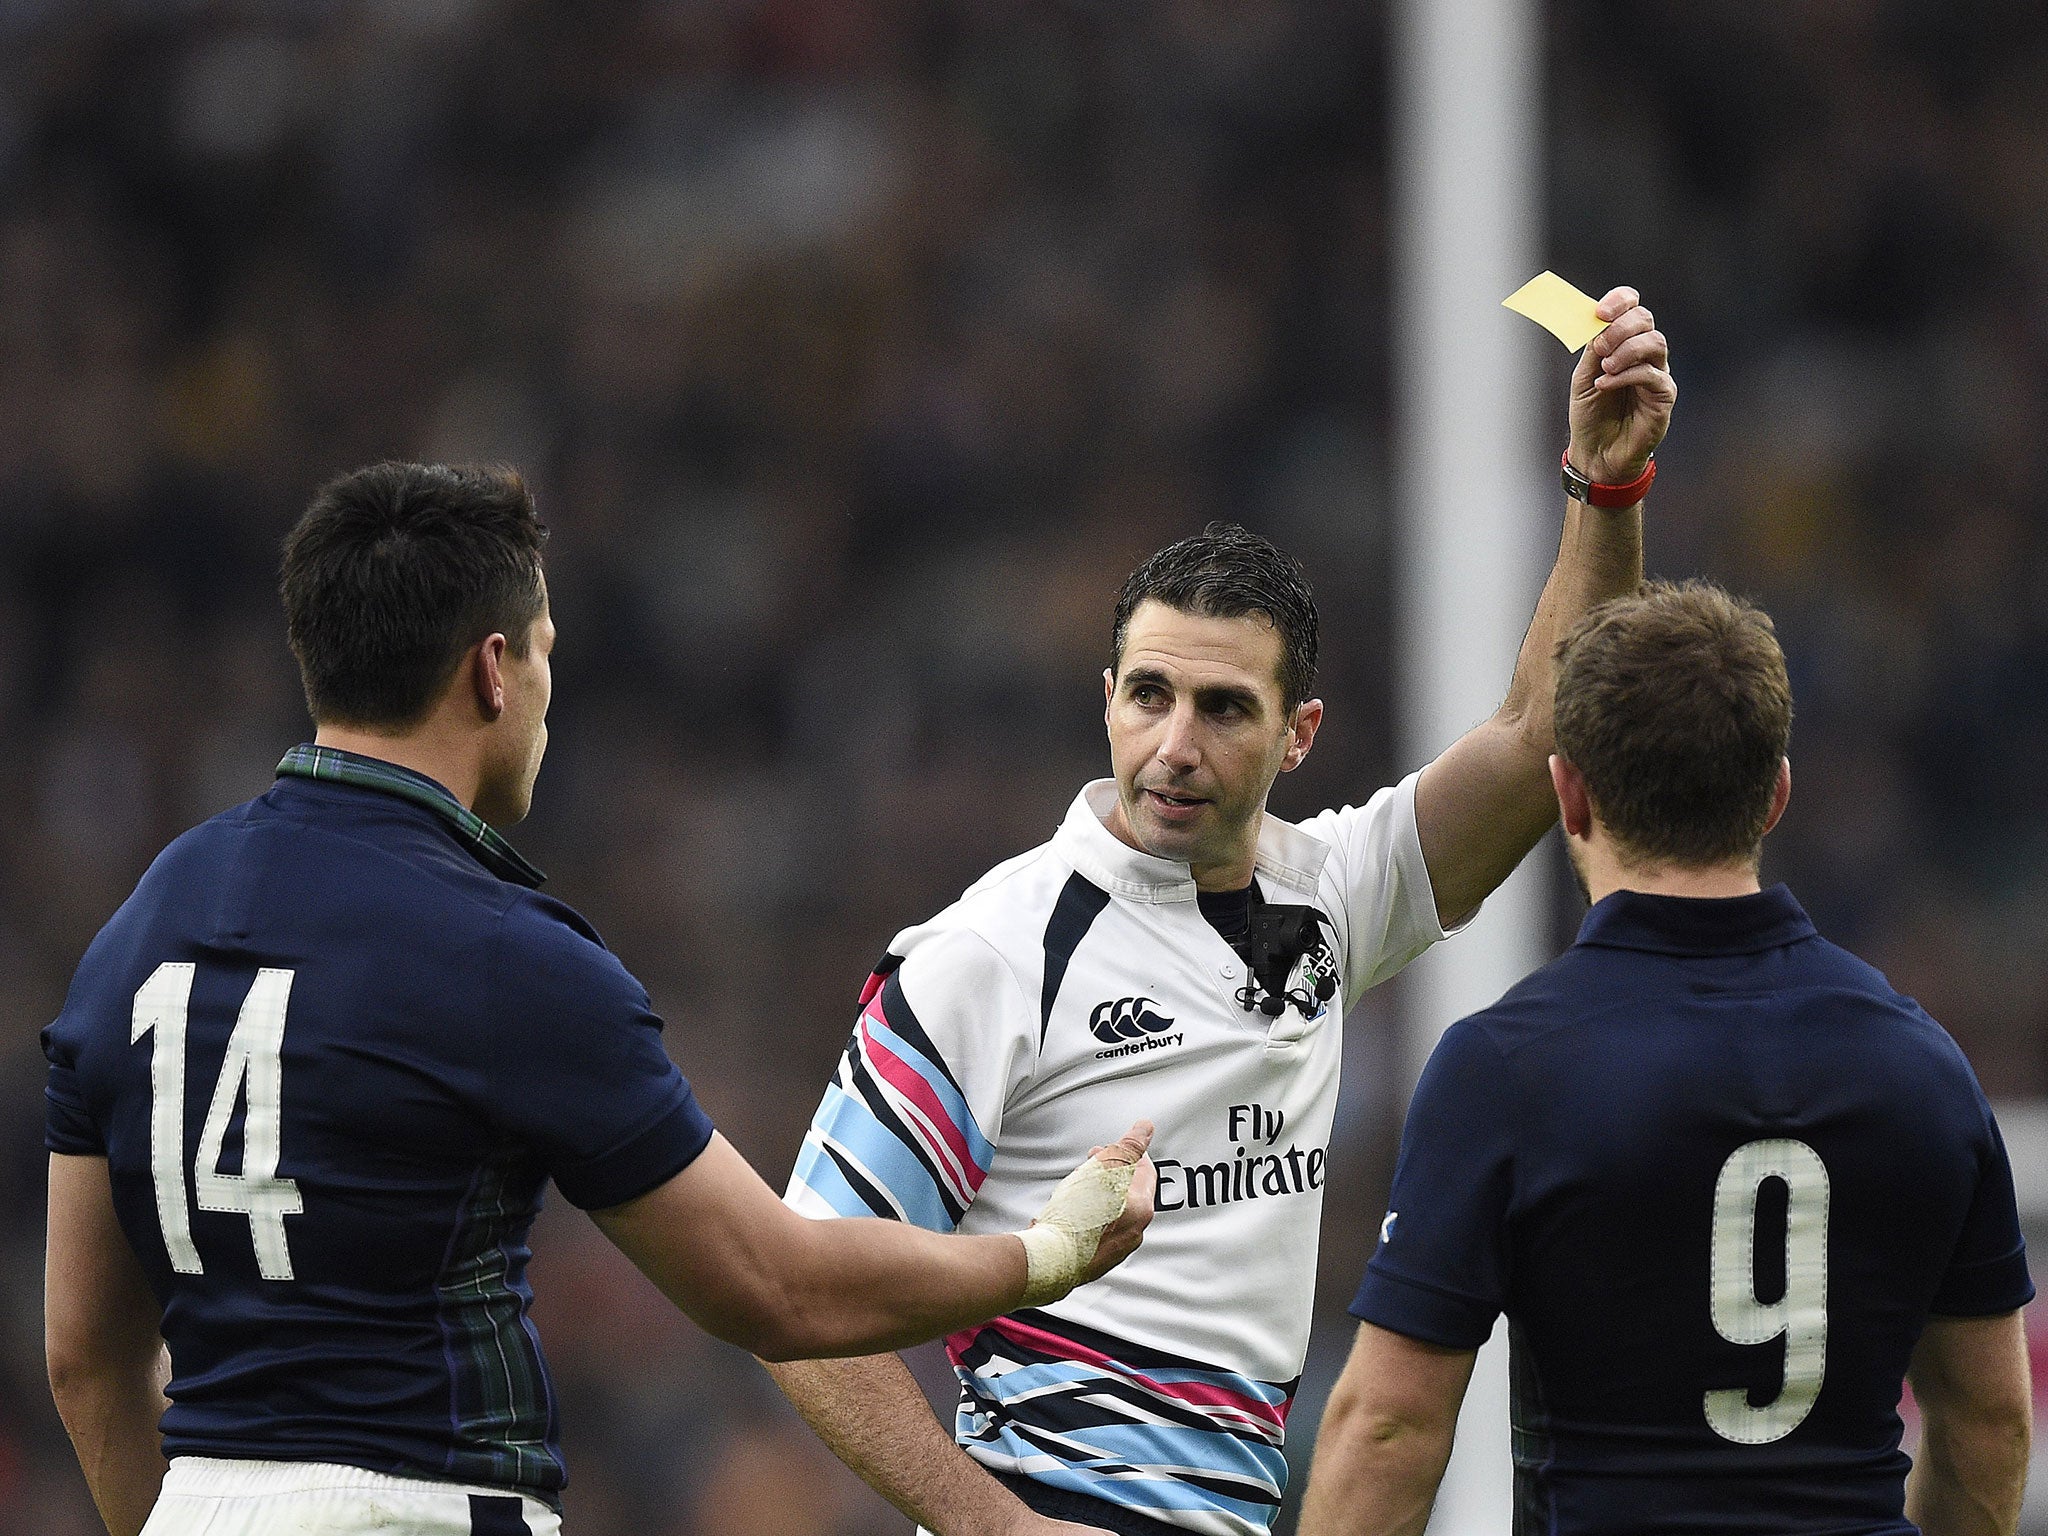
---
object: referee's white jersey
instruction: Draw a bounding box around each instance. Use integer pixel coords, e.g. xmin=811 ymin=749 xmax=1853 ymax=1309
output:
xmin=786 ymin=773 xmax=1455 ymax=1536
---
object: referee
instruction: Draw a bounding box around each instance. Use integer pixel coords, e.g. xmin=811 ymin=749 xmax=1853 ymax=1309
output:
xmin=1300 ymin=581 xmax=2033 ymax=1536
xmin=766 ymin=288 xmax=1674 ymax=1536
xmin=43 ymin=462 xmax=1154 ymax=1536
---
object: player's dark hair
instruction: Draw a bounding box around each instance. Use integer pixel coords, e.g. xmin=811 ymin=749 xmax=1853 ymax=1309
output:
xmin=1111 ymin=523 xmax=1318 ymax=711
xmin=281 ymin=462 xmax=548 ymax=729
xmin=1554 ymin=580 xmax=1793 ymax=869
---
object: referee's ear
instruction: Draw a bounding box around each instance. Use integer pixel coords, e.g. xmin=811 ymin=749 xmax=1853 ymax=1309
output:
xmin=1279 ymin=698 xmax=1322 ymax=772
xmin=1550 ymin=754 xmax=1593 ymax=840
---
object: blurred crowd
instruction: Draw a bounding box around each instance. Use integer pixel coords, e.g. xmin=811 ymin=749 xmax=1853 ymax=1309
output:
xmin=1 ymin=2 xmax=2044 ymax=1533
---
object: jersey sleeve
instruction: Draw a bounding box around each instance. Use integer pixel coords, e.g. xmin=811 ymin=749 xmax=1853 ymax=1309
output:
xmin=1299 ymin=769 xmax=1457 ymax=1005
xmin=784 ymin=927 xmax=1032 ymax=1231
xmin=1930 ymin=1094 xmax=2034 ymax=1316
xmin=42 ymin=1015 xmax=105 ymax=1157
xmin=478 ymin=896 xmax=715 ymax=1211
xmin=1349 ymin=1016 xmax=1516 ymax=1349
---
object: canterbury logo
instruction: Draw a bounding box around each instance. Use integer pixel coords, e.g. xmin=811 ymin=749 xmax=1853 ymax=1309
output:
xmin=1089 ymin=997 xmax=1176 ymax=1042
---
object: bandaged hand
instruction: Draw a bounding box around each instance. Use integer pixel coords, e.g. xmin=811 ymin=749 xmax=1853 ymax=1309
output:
xmin=1017 ymin=1122 xmax=1156 ymax=1307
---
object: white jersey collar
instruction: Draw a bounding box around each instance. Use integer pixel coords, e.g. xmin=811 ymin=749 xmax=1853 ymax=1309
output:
xmin=1057 ymin=780 xmax=1331 ymax=903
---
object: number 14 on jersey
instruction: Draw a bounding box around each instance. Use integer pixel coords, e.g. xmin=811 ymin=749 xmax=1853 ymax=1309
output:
xmin=131 ymin=962 xmax=303 ymax=1281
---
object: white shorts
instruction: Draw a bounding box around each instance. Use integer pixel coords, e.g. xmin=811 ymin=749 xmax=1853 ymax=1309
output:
xmin=141 ymin=1457 xmax=564 ymax=1535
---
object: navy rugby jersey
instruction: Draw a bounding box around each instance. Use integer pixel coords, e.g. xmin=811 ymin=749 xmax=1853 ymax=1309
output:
xmin=43 ymin=747 xmax=714 ymax=1502
xmin=1353 ymin=886 xmax=2032 ymax=1536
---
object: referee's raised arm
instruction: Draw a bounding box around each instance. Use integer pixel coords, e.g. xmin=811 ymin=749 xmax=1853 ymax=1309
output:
xmin=1412 ymin=286 xmax=1673 ymax=928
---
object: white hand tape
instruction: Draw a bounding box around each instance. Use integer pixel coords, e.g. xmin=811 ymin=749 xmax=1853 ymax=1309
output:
xmin=1017 ymin=1153 xmax=1137 ymax=1307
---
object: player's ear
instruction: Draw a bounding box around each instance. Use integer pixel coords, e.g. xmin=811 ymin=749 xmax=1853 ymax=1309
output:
xmin=1279 ymin=698 xmax=1323 ymax=773
xmin=473 ymin=634 xmax=509 ymax=722
xmin=1103 ymin=667 xmax=1116 ymax=727
xmin=1550 ymin=754 xmax=1593 ymax=839
xmin=1761 ymin=757 xmax=1791 ymax=837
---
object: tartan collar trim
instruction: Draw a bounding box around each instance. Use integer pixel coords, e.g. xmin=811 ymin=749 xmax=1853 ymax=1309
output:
xmin=274 ymin=743 xmax=546 ymax=888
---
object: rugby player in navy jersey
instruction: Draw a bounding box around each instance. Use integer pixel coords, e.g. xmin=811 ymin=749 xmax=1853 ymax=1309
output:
xmin=42 ymin=462 xmax=1156 ymax=1536
xmin=1298 ymin=581 xmax=2034 ymax=1536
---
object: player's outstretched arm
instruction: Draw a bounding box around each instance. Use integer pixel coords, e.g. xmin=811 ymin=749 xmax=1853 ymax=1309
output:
xmin=766 ymin=1351 xmax=1108 ymax=1536
xmin=1906 ymin=1310 xmax=2031 ymax=1536
xmin=593 ymin=1124 xmax=1154 ymax=1361
xmin=45 ymin=1153 xmax=171 ymax=1536
xmin=1413 ymin=286 xmax=1672 ymax=928
xmin=1296 ymin=1321 xmax=1477 ymax=1536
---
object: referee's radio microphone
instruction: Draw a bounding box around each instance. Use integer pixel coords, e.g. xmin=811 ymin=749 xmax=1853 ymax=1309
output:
xmin=1233 ymin=903 xmax=1337 ymax=1019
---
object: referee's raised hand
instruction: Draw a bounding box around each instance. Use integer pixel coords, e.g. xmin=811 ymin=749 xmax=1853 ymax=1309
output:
xmin=1568 ymin=286 xmax=1676 ymax=486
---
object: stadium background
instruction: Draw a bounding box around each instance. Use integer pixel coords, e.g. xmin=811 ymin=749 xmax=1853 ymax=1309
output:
xmin=4 ymin=3 xmax=2047 ymax=1532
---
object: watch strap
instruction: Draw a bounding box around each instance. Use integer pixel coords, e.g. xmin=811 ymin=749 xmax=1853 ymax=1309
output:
xmin=1562 ymin=450 xmax=1656 ymax=507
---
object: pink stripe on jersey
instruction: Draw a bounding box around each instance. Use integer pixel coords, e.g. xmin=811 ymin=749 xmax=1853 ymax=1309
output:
xmin=859 ymin=1008 xmax=985 ymax=1197
xmin=953 ymin=1315 xmax=1291 ymax=1432
xmin=857 ymin=968 xmax=888 ymax=1010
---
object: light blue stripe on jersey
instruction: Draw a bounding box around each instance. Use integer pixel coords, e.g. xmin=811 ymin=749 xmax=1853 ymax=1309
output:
xmin=791 ymin=1136 xmax=899 ymax=1221
xmin=969 ymin=1429 xmax=1276 ymax=1526
xmin=1010 ymin=1414 xmax=1287 ymax=1488
xmin=808 ymin=1083 xmax=957 ymax=1231
xmin=860 ymin=1014 xmax=994 ymax=1172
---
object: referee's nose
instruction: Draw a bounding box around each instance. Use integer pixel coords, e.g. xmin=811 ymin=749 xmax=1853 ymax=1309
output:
xmin=1155 ymin=701 xmax=1203 ymax=775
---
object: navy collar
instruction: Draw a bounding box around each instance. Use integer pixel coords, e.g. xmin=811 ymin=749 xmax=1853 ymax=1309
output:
xmin=1573 ymin=884 xmax=1815 ymax=957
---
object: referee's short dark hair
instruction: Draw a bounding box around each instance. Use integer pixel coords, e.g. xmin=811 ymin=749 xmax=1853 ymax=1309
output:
xmin=1112 ymin=523 xmax=1319 ymax=712
xmin=281 ymin=462 xmax=548 ymax=729
xmin=1554 ymin=579 xmax=1793 ymax=869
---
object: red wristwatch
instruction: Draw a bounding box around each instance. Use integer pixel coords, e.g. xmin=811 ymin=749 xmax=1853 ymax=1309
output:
xmin=1562 ymin=450 xmax=1655 ymax=507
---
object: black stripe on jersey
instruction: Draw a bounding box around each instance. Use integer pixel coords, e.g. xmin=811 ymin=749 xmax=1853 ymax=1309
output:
xmin=844 ymin=1048 xmax=969 ymax=1225
xmin=468 ymin=1495 xmax=532 ymax=1536
xmin=953 ymin=1326 xmax=1282 ymax=1444
xmin=1040 ymin=873 xmax=1112 ymax=1039
xmin=1009 ymin=1308 xmax=1301 ymax=1395
xmin=820 ymin=1141 xmax=905 ymax=1220
xmin=961 ymin=1405 xmax=1282 ymax=1508
xmin=857 ymin=951 xmax=905 ymax=1009
xmin=993 ymin=1472 xmax=1187 ymax=1536
xmin=954 ymin=1350 xmax=1268 ymax=1444
xmin=876 ymin=973 xmax=971 ymax=1105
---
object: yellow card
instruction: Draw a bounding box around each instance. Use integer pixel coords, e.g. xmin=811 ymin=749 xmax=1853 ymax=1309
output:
xmin=1502 ymin=272 xmax=1607 ymax=350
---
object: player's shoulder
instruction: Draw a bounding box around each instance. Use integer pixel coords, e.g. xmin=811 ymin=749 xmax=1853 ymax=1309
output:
xmin=1793 ymin=932 xmax=1980 ymax=1070
xmin=1449 ymin=946 xmax=1597 ymax=1055
xmin=492 ymin=885 xmax=644 ymax=999
xmin=74 ymin=797 xmax=279 ymax=955
xmin=1471 ymin=915 xmax=1974 ymax=1077
xmin=1794 ymin=928 xmax=1915 ymax=1003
